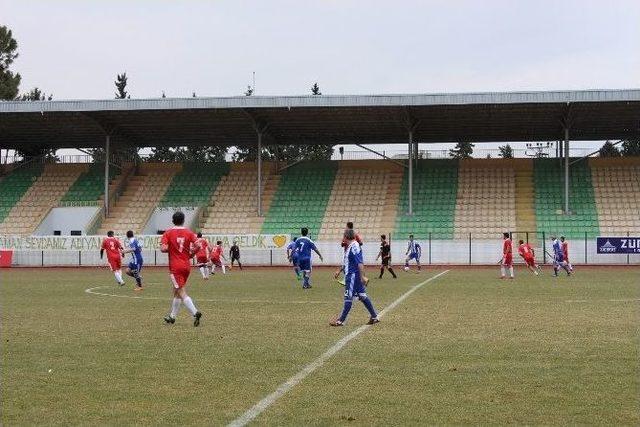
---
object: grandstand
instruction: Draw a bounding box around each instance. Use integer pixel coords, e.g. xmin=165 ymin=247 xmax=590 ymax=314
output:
xmin=0 ymin=90 xmax=638 ymax=263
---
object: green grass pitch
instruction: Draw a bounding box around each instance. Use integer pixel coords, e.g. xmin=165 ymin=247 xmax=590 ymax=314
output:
xmin=2 ymin=266 xmax=639 ymax=425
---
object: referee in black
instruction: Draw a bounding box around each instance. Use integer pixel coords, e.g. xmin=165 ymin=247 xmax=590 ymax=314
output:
xmin=229 ymin=241 xmax=242 ymax=270
xmin=376 ymin=234 xmax=397 ymax=279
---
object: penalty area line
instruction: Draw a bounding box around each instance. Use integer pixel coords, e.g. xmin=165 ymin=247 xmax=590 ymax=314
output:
xmin=227 ymin=269 xmax=451 ymax=427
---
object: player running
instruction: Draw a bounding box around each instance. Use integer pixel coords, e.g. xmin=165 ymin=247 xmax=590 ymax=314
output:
xmin=100 ymin=230 xmax=125 ymax=286
xmin=517 ymin=239 xmax=540 ymax=276
xmin=331 ymin=229 xmax=379 ymax=326
xmin=500 ymin=232 xmax=514 ymax=279
xmin=194 ymin=232 xmax=210 ymax=280
xmin=550 ymin=236 xmax=571 ymax=277
xmin=122 ymin=230 xmax=144 ymax=290
xmin=295 ymin=227 xmax=323 ymax=289
xmin=161 ymin=211 xmax=202 ymax=326
xmin=376 ymin=234 xmax=397 ymax=279
xmin=560 ymin=236 xmax=573 ymax=272
xmin=404 ymin=234 xmax=421 ymax=271
xmin=286 ymin=237 xmax=301 ymax=280
xmin=229 ymin=241 xmax=242 ymax=270
xmin=335 ymin=222 xmax=363 ymax=281
xmin=209 ymin=240 xmax=227 ymax=275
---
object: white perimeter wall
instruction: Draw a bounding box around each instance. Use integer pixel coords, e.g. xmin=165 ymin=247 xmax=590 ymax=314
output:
xmin=8 ymin=239 xmax=639 ymax=267
xmin=34 ymin=207 xmax=100 ymax=236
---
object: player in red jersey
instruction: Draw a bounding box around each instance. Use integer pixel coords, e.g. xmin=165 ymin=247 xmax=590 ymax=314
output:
xmin=100 ymin=230 xmax=125 ymax=285
xmin=560 ymin=236 xmax=574 ymax=272
xmin=195 ymin=232 xmax=211 ymax=280
xmin=209 ymin=241 xmax=227 ymax=275
xmin=517 ymin=239 xmax=540 ymax=276
xmin=500 ymin=232 xmax=514 ymax=279
xmin=160 ymin=211 xmax=202 ymax=326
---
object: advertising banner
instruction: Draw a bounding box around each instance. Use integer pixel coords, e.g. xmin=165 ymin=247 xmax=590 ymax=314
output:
xmin=596 ymin=237 xmax=640 ymax=254
xmin=0 ymin=234 xmax=290 ymax=251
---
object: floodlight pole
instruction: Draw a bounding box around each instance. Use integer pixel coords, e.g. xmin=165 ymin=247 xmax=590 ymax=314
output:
xmin=563 ymin=126 xmax=570 ymax=215
xmin=104 ymin=135 xmax=110 ymax=217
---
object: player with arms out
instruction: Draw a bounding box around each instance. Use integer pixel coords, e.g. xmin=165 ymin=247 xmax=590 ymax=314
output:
xmin=500 ymin=232 xmax=514 ymax=279
xmin=286 ymin=237 xmax=301 ymax=280
xmin=404 ymin=234 xmax=421 ymax=271
xmin=122 ymin=230 xmax=144 ymax=290
xmin=161 ymin=211 xmax=202 ymax=326
xmin=560 ymin=236 xmax=574 ymax=272
xmin=100 ymin=230 xmax=125 ymax=286
xmin=376 ymin=234 xmax=397 ymax=279
xmin=295 ymin=227 xmax=323 ymax=289
xmin=331 ymin=229 xmax=379 ymax=326
xmin=209 ymin=241 xmax=227 ymax=275
xmin=195 ymin=232 xmax=210 ymax=280
xmin=229 ymin=241 xmax=242 ymax=270
xmin=517 ymin=239 xmax=540 ymax=276
xmin=550 ymin=235 xmax=571 ymax=277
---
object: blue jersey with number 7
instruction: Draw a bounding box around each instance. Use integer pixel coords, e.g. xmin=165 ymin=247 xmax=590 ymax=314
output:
xmin=295 ymin=236 xmax=317 ymax=260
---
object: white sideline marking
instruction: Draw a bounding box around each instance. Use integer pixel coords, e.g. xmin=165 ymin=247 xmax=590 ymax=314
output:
xmin=84 ymin=285 xmax=330 ymax=304
xmin=227 ymin=269 xmax=451 ymax=427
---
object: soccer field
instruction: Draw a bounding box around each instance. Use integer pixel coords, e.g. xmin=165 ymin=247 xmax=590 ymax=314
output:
xmin=2 ymin=266 xmax=639 ymax=425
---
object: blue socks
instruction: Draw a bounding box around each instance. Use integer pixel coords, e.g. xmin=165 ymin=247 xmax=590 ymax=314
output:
xmin=339 ymin=299 xmax=353 ymax=322
xmin=360 ymin=295 xmax=377 ymax=318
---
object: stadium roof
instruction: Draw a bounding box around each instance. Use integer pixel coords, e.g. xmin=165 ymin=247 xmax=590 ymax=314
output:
xmin=1 ymin=89 xmax=639 ymax=149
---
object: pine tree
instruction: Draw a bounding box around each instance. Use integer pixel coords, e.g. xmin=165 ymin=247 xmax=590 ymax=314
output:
xmin=498 ymin=144 xmax=514 ymax=159
xmin=244 ymin=85 xmax=254 ymax=96
xmin=621 ymin=139 xmax=640 ymax=156
xmin=598 ymin=141 xmax=621 ymax=157
xmin=311 ymin=82 xmax=321 ymax=95
xmin=0 ymin=25 xmax=21 ymax=100
xmin=449 ymin=141 xmax=474 ymax=159
xmin=115 ymin=72 xmax=128 ymax=99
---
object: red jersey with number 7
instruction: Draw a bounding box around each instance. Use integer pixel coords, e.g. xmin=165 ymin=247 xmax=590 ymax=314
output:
xmin=161 ymin=227 xmax=198 ymax=272
xmin=101 ymin=237 xmax=123 ymax=259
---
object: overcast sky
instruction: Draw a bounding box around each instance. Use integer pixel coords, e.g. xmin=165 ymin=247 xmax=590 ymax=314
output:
xmin=3 ymin=0 xmax=639 ymax=100
xmin=2 ymin=0 xmax=639 ymax=157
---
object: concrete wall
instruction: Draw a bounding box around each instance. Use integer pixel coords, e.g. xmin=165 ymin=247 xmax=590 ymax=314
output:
xmin=142 ymin=207 xmax=200 ymax=235
xmin=34 ymin=207 xmax=101 ymax=236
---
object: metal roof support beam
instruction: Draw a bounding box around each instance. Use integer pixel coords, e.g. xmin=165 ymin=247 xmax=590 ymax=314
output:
xmin=354 ymin=144 xmax=407 ymax=168
xmin=104 ymin=135 xmax=110 ymax=218
xmin=404 ymin=119 xmax=419 ymax=216
xmin=563 ymin=126 xmax=571 ymax=215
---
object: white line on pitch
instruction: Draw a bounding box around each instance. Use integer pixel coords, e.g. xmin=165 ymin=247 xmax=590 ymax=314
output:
xmin=84 ymin=286 xmax=331 ymax=304
xmin=227 ymin=269 xmax=451 ymax=427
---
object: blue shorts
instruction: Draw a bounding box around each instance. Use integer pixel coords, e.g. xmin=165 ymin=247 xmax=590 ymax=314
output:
xmin=344 ymin=272 xmax=366 ymax=300
xmin=554 ymin=254 xmax=565 ymax=263
xmin=128 ymin=260 xmax=143 ymax=273
xmin=298 ymin=257 xmax=311 ymax=272
xmin=407 ymin=252 xmax=421 ymax=261
xmin=291 ymin=255 xmax=299 ymax=266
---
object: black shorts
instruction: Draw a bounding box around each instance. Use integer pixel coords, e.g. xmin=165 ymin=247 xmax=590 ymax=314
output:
xmin=381 ymin=256 xmax=391 ymax=266
xmin=231 ymin=254 xmax=240 ymax=262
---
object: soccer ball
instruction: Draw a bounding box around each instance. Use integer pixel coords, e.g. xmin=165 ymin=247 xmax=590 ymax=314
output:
xmin=404 ymin=266 xmax=409 ymax=272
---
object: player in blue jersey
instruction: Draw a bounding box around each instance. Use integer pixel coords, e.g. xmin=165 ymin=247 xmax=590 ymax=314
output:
xmin=294 ymin=227 xmax=323 ymax=289
xmin=404 ymin=234 xmax=422 ymax=271
xmin=286 ymin=237 xmax=301 ymax=281
xmin=550 ymin=235 xmax=571 ymax=277
xmin=331 ymin=229 xmax=379 ymax=326
xmin=122 ymin=230 xmax=144 ymax=290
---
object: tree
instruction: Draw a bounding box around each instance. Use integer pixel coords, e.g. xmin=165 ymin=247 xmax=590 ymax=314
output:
xmin=621 ymin=139 xmax=640 ymax=157
xmin=498 ymin=144 xmax=514 ymax=159
xmin=147 ymin=145 xmax=228 ymax=162
xmin=244 ymin=85 xmax=253 ymax=96
xmin=115 ymin=72 xmax=128 ymax=99
xmin=161 ymin=91 xmax=166 ymax=98
xmin=19 ymin=87 xmax=52 ymax=101
xmin=0 ymin=25 xmax=21 ymax=100
xmin=311 ymin=82 xmax=321 ymax=95
xmin=449 ymin=141 xmax=474 ymax=159
xmin=598 ymin=141 xmax=621 ymax=157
